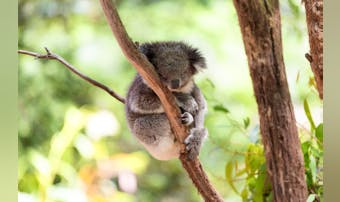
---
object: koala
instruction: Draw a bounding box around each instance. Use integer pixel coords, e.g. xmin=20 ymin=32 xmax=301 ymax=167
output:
xmin=125 ymin=41 xmax=208 ymax=160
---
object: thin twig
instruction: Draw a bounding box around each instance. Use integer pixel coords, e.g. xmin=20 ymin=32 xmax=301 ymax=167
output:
xmin=18 ymin=48 xmax=126 ymax=104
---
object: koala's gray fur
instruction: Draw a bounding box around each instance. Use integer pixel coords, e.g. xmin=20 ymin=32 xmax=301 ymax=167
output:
xmin=125 ymin=41 xmax=208 ymax=160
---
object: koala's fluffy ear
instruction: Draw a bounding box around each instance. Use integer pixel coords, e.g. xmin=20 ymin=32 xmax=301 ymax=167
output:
xmin=186 ymin=46 xmax=207 ymax=73
xmin=139 ymin=43 xmax=155 ymax=61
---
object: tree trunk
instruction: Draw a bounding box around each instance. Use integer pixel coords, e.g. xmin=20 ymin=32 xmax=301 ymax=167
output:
xmin=304 ymin=0 xmax=323 ymax=99
xmin=232 ymin=0 xmax=308 ymax=201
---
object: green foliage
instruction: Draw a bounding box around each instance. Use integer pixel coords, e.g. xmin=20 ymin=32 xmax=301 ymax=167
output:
xmin=213 ymin=104 xmax=230 ymax=114
xmin=304 ymin=99 xmax=316 ymax=130
xmin=231 ymin=143 xmax=271 ymax=202
xmin=243 ymin=117 xmax=250 ymax=129
xmin=225 ymin=160 xmax=240 ymax=195
xmin=307 ymin=194 xmax=317 ymax=202
xmin=302 ymin=99 xmax=323 ymax=201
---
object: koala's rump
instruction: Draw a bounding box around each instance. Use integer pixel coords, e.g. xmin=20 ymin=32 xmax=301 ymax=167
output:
xmin=127 ymin=112 xmax=180 ymax=160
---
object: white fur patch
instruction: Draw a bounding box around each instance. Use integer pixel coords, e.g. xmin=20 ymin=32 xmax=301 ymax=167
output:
xmin=140 ymin=136 xmax=180 ymax=160
xmin=193 ymin=63 xmax=205 ymax=71
xmin=171 ymin=80 xmax=194 ymax=94
xmin=130 ymin=101 xmax=164 ymax=114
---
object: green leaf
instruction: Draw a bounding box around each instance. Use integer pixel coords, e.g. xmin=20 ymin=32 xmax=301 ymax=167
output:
xmin=205 ymin=78 xmax=215 ymax=88
xmin=241 ymin=187 xmax=248 ymax=200
xmin=246 ymin=144 xmax=265 ymax=174
xmin=303 ymin=99 xmax=316 ymax=130
xmin=315 ymin=123 xmax=323 ymax=143
xmin=225 ymin=161 xmax=239 ymax=194
xmin=301 ymin=141 xmax=311 ymax=155
xmin=243 ymin=117 xmax=250 ymax=129
xmin=309 ymin=155 xmax=317 ymax=183
xmin=308 ymin=76 xmax=317 ymax=88
xmin=307 ymin=194 xmax=316 ymax=202
xmin=253 ymin=172 xmax=265 ymax=202
xmin=213 ymin=105 xmax=229 ymax=114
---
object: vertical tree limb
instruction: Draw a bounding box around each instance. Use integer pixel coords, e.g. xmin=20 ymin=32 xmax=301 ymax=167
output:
xmin=232 ymin=0 xmax=307 ymax=201
xmin=304 ymin=0 xmax=323 ymax=99
xmin=98 ymin=0 xmax=223 ymax=201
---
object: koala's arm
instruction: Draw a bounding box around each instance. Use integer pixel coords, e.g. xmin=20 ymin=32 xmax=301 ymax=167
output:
xmin=191 ymin=84 xmax=207 ymax=129
xmin=181 ymin=84 xmax=208 ymax=159
xmin=172 ymin=84 xmax=206 ymax=128
xmin=174 ymin=93 xmax=198 ymax=115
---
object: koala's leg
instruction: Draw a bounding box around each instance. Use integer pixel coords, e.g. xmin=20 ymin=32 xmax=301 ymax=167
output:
xmin=132 ymin=114 xmax=181 ymax=160
xmin=184 ymin=128 xmax=208 ymax=160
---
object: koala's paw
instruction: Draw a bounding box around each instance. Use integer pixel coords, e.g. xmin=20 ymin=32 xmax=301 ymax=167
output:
xmin=181 ymin=112 xmax=194 ymax=126
xmin=184 ymin=128 xmax=207 ymax=160
xmin=180 ymin=98 xmax=199 ymax=115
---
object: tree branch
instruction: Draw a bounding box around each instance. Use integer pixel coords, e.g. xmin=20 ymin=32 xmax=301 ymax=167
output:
xmin=98 ymin=0 xmax=223 ymax=201
xmin=18 ymin=48 xmax=126 ymax=104
xmin=303 ymin=0 xmax=323 ymax=99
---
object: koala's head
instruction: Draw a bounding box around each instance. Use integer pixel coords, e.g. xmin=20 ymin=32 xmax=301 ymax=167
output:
xmin=139 ymin=41 xmax=206 ymax=93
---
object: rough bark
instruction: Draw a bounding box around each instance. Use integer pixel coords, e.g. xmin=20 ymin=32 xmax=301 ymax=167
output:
xmin=304 ymin=0 xmax=323 ymax=99
xmin=98 ymin=0 xmax=223 ymax=201
xmin=232 ymin=0 xmax=307 ymax=201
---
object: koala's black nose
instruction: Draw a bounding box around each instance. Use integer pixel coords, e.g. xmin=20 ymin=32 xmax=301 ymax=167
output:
xmin=170 ymin=79 xmax=180 ymax=89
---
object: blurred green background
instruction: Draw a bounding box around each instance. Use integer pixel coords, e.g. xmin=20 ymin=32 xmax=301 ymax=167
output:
xmin=18 ymin=0 xmax=323 ymax=201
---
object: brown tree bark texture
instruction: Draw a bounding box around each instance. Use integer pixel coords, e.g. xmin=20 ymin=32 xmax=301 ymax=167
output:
xmin=232 ymin=0 xmax=307 ymax=201
xmin=98 ymin=0 xmax=223 ymax=201
xmin=304 ymin=0 xmax=323 ymax=99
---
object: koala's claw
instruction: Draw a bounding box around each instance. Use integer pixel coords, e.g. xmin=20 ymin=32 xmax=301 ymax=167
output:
xmin=184 ymin=128 xmax=207 ymax=160
xmin=181 ymin=112 xmax=194 ymax=125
